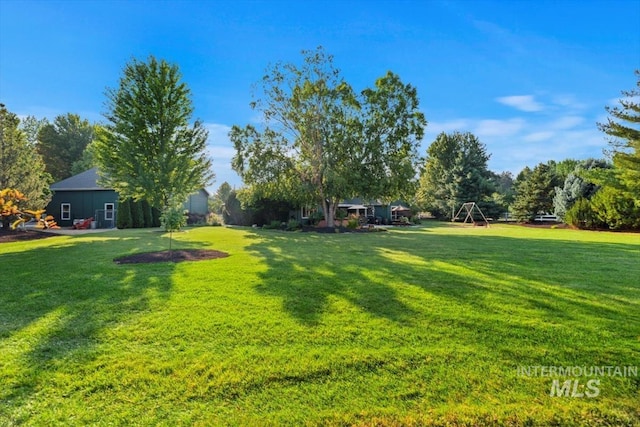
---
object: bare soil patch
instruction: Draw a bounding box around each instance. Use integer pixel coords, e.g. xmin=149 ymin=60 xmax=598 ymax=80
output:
xmin=114 ymin=249 xmax=229 ymax=264
xmin=0 ymin=229 xmax=55 ymax=243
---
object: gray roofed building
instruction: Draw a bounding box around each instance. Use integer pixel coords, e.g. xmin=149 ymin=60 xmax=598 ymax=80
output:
xmin=50 ymin=167 xmax=111 ymax=191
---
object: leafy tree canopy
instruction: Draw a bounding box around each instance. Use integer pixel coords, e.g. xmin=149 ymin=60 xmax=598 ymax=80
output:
xmin=230 ymin=47 xmax=426 ymax=227
xmin=416 ymin=131 xmax=496 ymax=219
xmin=37 ymin=113 xmax=95 ymax=181
xmin=94 ymin=56 xmax=214 ymax=210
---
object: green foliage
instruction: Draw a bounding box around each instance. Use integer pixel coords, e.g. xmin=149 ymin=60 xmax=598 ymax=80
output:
xmin=346 ymin=214 xmax=359 ymax=229
xmin=151 ymin=206 xmax=162 ymax=227
xmin=263 ymin=220 xmax=282 ymax=230
xmin=553 ymin=159 xmax=610 ymax=219
xmin=206 ymin=212 xmax=223 ymax=226
xmin=417 ymin=131 xmax=497 ymax=219
xmin=130 ymin=199 xmax=145 ymax=228
xmin=94 ymin=56 xmax=214 ymax=211
xmin=597 ymin=70 xmax=640 ymax=203
xmin=286 ymin=218 xmax=301 ymax=230
xmin=222 ymin=190 xmax=255 ymax=226
xmin=230 ymin=47 xmax=425 ymax=227
xmin=116 ymin=198 xmax=132 ymax=229
xmin=141 ymin=199 xmax=153 ymax=228
xmin=564 ymin=197 xmax=604 ymax=229
xmin=590 ymin=186 xmax=640 ymax=230
xmin=70 ymin=139 xmax=100 ymax=176
xmin=512 ymin=162 xmax=561 ymax=222
xmin=36 ymin=113 xmax=95 ymax=181
xmin=549 ymin=158 xmax=580 ymax=184
xmin=19 ymin=115 xmax=49 ymax=147
xmin=160 ymin=205 xmax=187 ymax=232
xmin=209 ymin=181 xmax=232 ymax=214
xmin=0 ymin=105 xmax=52 ymax=210
xmin=309 ymin=210 xmax=324 ymax=226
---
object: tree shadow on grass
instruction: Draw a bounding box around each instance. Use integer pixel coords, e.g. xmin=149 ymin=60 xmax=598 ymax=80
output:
xmin=246 ymin=231 xmax=419 ymax=325
xmin=0 ymin=231 xmax=204 ymax=418
xmin=245 ymin=227 xmax=640 ymax=359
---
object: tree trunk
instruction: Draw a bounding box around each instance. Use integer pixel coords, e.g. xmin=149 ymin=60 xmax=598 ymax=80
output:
xmin=322 ymin=199 xmax=338 ymax=228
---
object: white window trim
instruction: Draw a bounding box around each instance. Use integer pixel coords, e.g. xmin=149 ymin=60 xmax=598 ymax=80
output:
xmin=104 ymin=203 xmax=115 ymax=220
xmin=301 ymin=206 xmax=314 ymax=219
xmin=61 ymin=203 xmax=71 ymax=220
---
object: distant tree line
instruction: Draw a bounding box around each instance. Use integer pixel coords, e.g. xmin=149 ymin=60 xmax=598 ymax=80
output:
xmin=2 ymin=48 xmax=637 ymax=232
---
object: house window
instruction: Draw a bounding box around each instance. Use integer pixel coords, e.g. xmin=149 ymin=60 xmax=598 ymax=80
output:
xmin=61 ymin=203 xmax=71 ymax=220
xmin=104 ymin=203 xmax=115 ymax=221
xmin=391 ymin=206 xmax=400 ymax=222
xmin=301 ymin=206 xmax=315 ymax=219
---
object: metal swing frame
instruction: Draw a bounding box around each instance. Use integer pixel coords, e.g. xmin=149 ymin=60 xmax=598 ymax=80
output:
xmin=452 ymin=202 xmax=490 ymax=227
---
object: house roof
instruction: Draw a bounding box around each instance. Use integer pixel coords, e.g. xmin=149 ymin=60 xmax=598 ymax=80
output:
xmin=50 ymin=168 xmax=210 ymax=197
xmin=50 ymin=168 xmax=112 ymax=191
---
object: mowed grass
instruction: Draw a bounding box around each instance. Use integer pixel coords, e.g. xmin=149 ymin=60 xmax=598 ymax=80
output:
xmin=1 ymin=222 xmax=638 ymax=426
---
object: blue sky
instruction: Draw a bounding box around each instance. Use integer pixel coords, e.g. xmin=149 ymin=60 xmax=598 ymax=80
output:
xmin=1 ymin=0 xmax=639 ymax=190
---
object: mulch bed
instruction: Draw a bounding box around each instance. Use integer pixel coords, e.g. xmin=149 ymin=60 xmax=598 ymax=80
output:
xmin=0 ymin=229 xmax=55 ymax=243
xmin=114 ymin=249 xmax=229 ymax=264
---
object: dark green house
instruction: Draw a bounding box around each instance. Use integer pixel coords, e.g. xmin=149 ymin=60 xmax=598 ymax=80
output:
xmin=49 ymin=168 xmax=119 ymax=228
xmin=48 ymin=168 xmax=210 ymax=228
xmin=295 ymin=198 xmax=412 ymax=225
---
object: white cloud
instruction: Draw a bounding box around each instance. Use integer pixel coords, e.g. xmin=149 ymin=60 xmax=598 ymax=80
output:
xmin=523 ymin=131 xmax=555 ymax=142
xmin=474 ymin=118 xmax=525 ymax=138
xmin=496 ymin=95 xmax=545 ymax=112
xmin=551 ymin=94 xmax=587 ymax=111
xmin=203 ymin=122 xmax=243 ymax=189
xmin=550 ymin=115 xmax=584 ymax=130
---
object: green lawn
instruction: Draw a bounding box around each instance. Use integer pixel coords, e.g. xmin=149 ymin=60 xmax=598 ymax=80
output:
xmin=1 ymin=223 xmax=639 ymax=426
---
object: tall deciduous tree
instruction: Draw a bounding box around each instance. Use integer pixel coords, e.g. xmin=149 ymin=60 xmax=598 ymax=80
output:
xmin=230 ymin=47 xmax=425 ymax=228
xmin=416 ymin=131 xmax=496 ymax=219
xmin=37 ymin=113 xmax=95 ymax=181
xmin=94 ymin=56 xmax=214 ymax=212
xmin=0 ymin=104 xmax=52 ymax=210
xmin=597 ymin=70 xmax=640 ymax=203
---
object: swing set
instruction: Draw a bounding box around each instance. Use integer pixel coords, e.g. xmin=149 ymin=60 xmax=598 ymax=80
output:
xmin=452 ymin=202 xmax=490 ymax=227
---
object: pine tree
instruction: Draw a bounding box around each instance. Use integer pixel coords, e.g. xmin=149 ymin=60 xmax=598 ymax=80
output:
xmin=512 ymin=163 xmax=560 ymax=222
xmin=597 ymin=70 xmax=640 ymax=203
